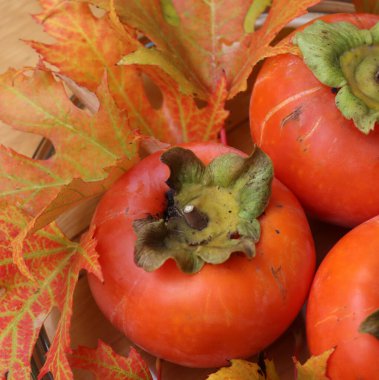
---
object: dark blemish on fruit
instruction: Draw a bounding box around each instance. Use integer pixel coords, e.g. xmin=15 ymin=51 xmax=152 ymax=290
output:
xmin=275 ymin=229 xmax=280 ymax=234
xmin=271 ymin=266 xmax=286 ymax=300
xmin=280 ymin=106 xmax=302 ymax=128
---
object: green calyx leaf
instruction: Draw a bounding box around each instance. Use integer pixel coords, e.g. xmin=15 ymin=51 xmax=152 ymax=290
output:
xmin=293 ymin=20 xmax=379 ymax=133
xmin=335 ymin=85 xmax=379 ymax=134
xmin=134 ymin=147 xmax=273 ymax=274
xmin=359 ymin=309 xmax=379 ymax=340
xmin=293 ymin=20 xmax=373 ymax=87
xmin=340 ymin=45 xmax=379 ymax=111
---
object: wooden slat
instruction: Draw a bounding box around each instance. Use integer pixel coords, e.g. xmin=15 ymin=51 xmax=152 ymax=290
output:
xmin=311 ymin=0 xmax=355 ymax=13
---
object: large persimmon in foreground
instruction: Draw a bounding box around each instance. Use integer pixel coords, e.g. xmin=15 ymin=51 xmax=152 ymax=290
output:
xmin=87 ymin=142 xmax=315 ymax=367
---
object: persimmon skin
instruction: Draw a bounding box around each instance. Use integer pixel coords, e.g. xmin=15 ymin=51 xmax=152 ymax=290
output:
xmin=249 ymin=13 xmax=379 ymax=227
xmin=306 ymin=216 xmax=379 ymax=380
xmin=88 ymin=142 xmax=315 ymax=368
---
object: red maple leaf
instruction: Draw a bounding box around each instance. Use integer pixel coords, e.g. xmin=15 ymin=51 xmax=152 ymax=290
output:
xmin=0 ymin=68 xmax=139 ymax=279
xmin=28 ymin=1 xmax=230 ymax=144
xmin=70 ymin=340 xmax=152 ymax=380
xmin=0 ymin=206 xmax=102 ymax=379
xmin=80 ymin=0 xmax=321 ymax=98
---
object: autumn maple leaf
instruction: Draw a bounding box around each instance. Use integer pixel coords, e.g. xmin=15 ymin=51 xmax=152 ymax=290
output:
xmin=80 ymin=0 xmax=322 ymax=98
xmin=206 ymin=358 xmax=280 ymax=380
xmin=0 ymin=68 xmax=139 ymax=279
xmin=206 ymin=351 xmax=334 ymax=380
xmin=0 ymin=70 xmax=137 ymax=215
xmin=0 ymin=205 xmax=102 ymax=380
xmin=295 ymin=349 xmax=334 ymax=380
xmin=27 ymin=1 xmax=230 ymax=144
xmin=29 ymin=0 xmax=141 ymax=92
xmin=135 ymin=66 xmax=229 ymax=142
xmin=70 ymin=340 xmax=152 ymax=380
xmin=0 ymin=68 xmax=138 ymax=216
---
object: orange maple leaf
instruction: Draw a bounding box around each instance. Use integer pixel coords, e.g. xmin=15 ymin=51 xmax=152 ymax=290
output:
xmin=207 ymin=358 xmax=280 ymax=380
xmin=85 ymin=0 xmax=321 ymax=98
xmin=0 ymin=68 xmax=138 ymax=217
xmin=129 ymin=66 xmax=229 ymax=143
xmin=27 ymin=2 xmax=230 ymax=144
xmin=29 ymin=1 xmax=140 ymax=91
xmin=69 ymin=341 xmax=153 ymax=380
xmin=0 ymin=206 xmax=102 ymax=380
xmin=0 ymin=68 xmax=138 ymax=279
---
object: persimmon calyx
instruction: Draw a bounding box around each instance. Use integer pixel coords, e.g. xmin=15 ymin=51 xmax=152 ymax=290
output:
xmin=133 ymin=146 xmax=273 ymax=274
xmin=293 ymin=20 xmax=379 ymax=134
xmin=359 ymin=309 xmax=379 ymax=340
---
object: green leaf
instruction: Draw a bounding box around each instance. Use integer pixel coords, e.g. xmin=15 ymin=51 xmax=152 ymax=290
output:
xmin=161 ymin=147 xmax=207 ymax=190
xmin=335 ymin=85 xmax=379 ymax=134
xmin=207 ymin=153 xmax=246 ymax=188
xmin=244 ymin=0 xmax=272 ymax=33
xmin=293 ymin=20 xmax=373 ymax=87
xmin=371 ymin=22 xmax=379 ymax=41
xmin=118 ymin=47 xmax=197 ymax=96
xmin=234 ymin=147 xmax=274 ymax=220
xmin=294 ymin=19 xmax=379 ymax=133
xmin=359 ymin=308 xmax=379 ymax=339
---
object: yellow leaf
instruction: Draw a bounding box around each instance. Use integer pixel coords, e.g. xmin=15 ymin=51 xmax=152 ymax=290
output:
xmin=295 ymin=349 xmax=334 ymax=380
xmin=207 ymin=359 xmax=280 ymax=380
